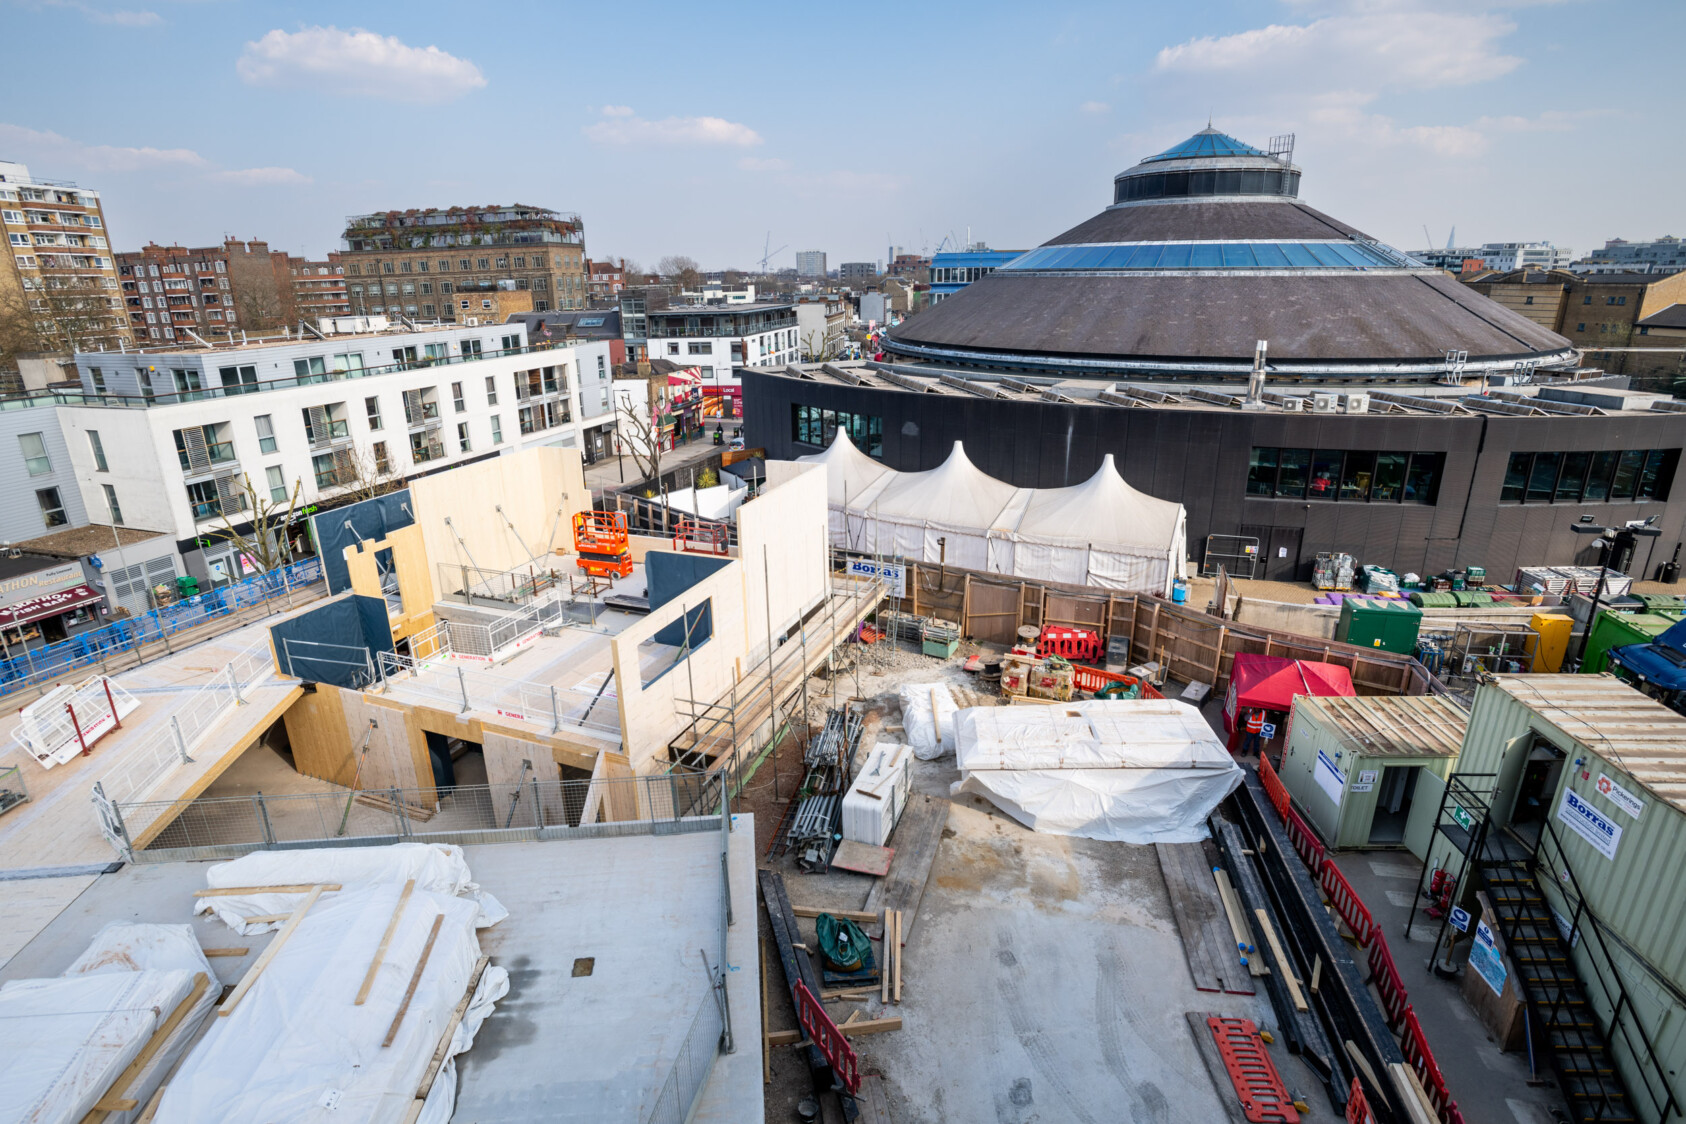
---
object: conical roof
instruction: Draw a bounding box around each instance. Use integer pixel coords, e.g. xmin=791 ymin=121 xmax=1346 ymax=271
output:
xmin=867 ymin=442 xmax=1019 ymax=527
xmin=1142 ymin=128 xmax=1268 ymax=163
xmin=1013 ymin=455 xmax=1182 ymax=548
xmin=796 ymin=428 xmax=890 ymax=506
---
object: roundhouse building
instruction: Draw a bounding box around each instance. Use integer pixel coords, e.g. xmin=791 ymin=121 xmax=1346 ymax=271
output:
xmin=743 ymin=130 xmax=1685 ymax=580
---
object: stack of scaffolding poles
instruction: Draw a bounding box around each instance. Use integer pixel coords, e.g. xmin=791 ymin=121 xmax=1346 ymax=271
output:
xmin=1217 ymin=769 xmax=1415 ymax=1122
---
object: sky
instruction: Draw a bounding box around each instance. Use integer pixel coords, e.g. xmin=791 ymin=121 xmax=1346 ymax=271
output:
xmin=3 ymin=0 xmax=1683 ymax=271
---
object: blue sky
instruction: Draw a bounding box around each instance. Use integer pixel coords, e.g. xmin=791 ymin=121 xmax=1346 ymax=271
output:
xmin=3 ymin=0 xmax=1682 ymax=270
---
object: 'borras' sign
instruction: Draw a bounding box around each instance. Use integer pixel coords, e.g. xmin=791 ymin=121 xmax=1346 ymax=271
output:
xmin=1558 ymin=787 xmax=1622 ymax=860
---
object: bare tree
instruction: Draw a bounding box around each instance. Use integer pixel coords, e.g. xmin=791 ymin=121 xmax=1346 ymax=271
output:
xmin=28 ymin=275 xmax=122 ymax=353
xmin=234 ymin=284 xmax=286 ymax=332
xmin=334 ymin=442 xmax=406 ymax=502
xmin=216 ymin=472 xmax=304 ymax=573
xmin=800 ymin=324 xmax=848 ymax=362
xmin=613 ymin=383 xmax=666 ymax=489
xmin=656 ymin=255 xmax=702 ymax=292
xmin=0 ymin=285 xmax=44 ymax=376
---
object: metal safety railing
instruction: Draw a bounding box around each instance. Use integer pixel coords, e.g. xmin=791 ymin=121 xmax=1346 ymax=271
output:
xmin=99 ymin=640 xmax=274 ymax=809
xmin=376 ymin=646 xmax=619 ymax=737
xmin=442 ymin=591 xmax=568 ymax=664
xmin=0 ymin=555 xmax=323 ymax=699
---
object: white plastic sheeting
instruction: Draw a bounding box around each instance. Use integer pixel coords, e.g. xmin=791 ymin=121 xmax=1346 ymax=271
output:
xmin=842 ymin=742 xmax=913 ymax=846
xmin=160 ymin=883 xmax=510 ymax=1124
xmin=798 ymin=433 xmax=1188 ymax=595
xmin=0 ymin=923 xmax=219 ymax=1124
xmin=951 ymin=699 xmax=1242 ymax=843
xmin=195 ymin=842 xmax=508 ymax=934
xmin=899 ymin=682 xmax=959 ymax=760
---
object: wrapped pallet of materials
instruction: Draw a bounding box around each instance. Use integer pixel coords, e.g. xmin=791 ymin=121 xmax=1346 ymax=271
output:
xmin=899 ymin=682 xmax=959 ymax=759
xmin=951 ymin=698 xmax=1242 ymax=843
xmin=842 ymin=742 xmax=913 ymax=846
xmin=0 ymin=922 xmax=221 ymax=1124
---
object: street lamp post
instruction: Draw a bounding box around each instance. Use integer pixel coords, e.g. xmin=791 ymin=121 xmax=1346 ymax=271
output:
xmin=1570 ymin=515 xmax=1662 ymax=669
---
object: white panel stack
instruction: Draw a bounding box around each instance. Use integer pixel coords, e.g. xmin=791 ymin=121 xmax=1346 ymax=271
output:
xmin=842 ymin=742 xmax=913 ymax=846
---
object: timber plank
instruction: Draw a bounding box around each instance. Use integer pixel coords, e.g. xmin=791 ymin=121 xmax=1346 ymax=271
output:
xmin=863 ymin=794 xmax=948 ymax=941
xmin=81 ymin=972 xmax=209 ymax=1124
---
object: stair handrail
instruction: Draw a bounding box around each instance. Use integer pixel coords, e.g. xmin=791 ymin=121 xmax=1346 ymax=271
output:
xmin=1529 ymin=818 xmax=1681 ymax=1122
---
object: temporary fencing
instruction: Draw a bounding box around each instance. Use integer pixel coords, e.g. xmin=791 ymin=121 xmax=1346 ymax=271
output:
xmin=0 ymin=556 xmax=322 ymax=699
xmin=1255 ymin=753 xmax=1462 ymax=1124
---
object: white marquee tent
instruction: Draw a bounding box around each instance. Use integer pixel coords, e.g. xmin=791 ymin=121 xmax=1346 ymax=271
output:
xmin=798 ymin=433 xmax=1188 ymax=594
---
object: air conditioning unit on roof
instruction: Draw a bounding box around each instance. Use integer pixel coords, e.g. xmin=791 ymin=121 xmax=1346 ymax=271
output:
xmin=1344 ymin=392 xmax=1370 ymax=414
xmin=1311 ymin=392 xmax=1339 ymax=414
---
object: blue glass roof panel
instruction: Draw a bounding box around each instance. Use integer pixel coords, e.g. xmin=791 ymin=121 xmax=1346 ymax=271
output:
xmin=1156 ymin=244 xmax=1194 ymax=268
xmin=1188 ymin=244 xmax=1223 ymax=268
xmin=1141 ymin=129 xmax=1270 ymax=164
xmin=999 ymin=240 xmax=1420 ymax=272
xmin=1279 ymin=243 xmax=1321 ymax=267
xmin=1251 ymin=243 xmax=1290 ymax=268
xmin=1220 ymin=244 xmax=1257 ymax=267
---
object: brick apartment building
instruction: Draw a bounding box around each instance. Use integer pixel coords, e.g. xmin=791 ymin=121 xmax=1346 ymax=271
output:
xmin=0 ymin=160 xmax=129 ymax=354
xmin=274 ymin=252 xmax=348 ymax=323
xmin=116 ymin=239 xmax=288 ymax=341
xmin=338 ymin=205 xmax=588 ymax=321
xmin=587 ymin=257 xmax=625 ymax=304
xmin=1463 ymin=268 xmax=1686 ymax=386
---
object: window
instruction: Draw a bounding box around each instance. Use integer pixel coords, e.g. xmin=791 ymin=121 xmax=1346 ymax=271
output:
xmin=218 ymin=364 xmax=257 ymax=395
xmin=293 ymin=356 xmax=327 ymax=383
xmin=102 ymin=483 xmax=123 ymax=525
xmin=490 ymin=415 xmax=503 ymax=445
xmin=477 ymin=257 xmax=489 ymax=270
xmin=1499 ymin=449 xmax=1677 ymax=503
xmin=400 ymin=260 xmax=412 ymax=273
xmin=457 ymin=422 xmax=471 ymax=453
xmin=501 ymin=333 xmax=520 ymax=352
xmin=331 ymin=352 xmax=363 ymax=374
xmin=452 ymin=381 xmax=465 ymax=412
xmin=462 ymin=339 xmax=482 ymax=359
xmin=790 ymin=404 xmax=883 ymax=457
xmin=668 ymin=342 xmax=680 ymax=355
xmin=372 ymin=441 xmax=389 ymax=474
xmin=255 ymin=414 xmax=277 ymax=453
xmin=312 ymin=452 xmax=341 ymax=488
xmin=688 ymin=341 xmax=712 ymax=355
xmin=485 ymin=376 xmax=498 ymax=405
xmin=1577 ymin=323 xmax=1587 ymax=332
xmin=36 ymin=487 xmax=67 ymax=527
xmin=89 ymin=366 xmax=106 ymax=393
xmin=366 ymin=396 xmax=382 ymax=430
xmin=266 ymin=465 xmax=287 ymax=503
xmin=19 ymin=432 xmax=50 ymax=475
xmin=1247 ymin=448 xmax=1442 ymax=504
xmin=438 ymin=259 xmax=450 ymax=272
xmin=87 ymin=430 xmax=108 ymax=471
xmin=1524 ymin=295 xmax=1534 ymax=305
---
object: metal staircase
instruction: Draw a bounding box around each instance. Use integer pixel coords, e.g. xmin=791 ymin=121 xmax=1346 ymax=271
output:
xmin=1475 ymin=822 xmax=1679 ymax=1124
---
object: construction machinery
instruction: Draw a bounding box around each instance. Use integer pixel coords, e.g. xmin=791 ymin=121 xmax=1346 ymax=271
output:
xmin=572 ymin=511 xmax=633 ymax=579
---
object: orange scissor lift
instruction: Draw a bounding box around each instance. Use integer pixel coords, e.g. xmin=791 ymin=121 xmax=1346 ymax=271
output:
xmin=573 ymin=510 xmax=634 ymax=579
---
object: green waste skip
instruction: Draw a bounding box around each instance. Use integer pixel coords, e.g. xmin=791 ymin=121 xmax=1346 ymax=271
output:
xmin=816 ymin=913 xmax=874 ymax=973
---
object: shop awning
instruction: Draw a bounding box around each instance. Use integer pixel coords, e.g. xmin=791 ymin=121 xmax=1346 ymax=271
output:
xmin=0 ymin=584 xmax=103 ymax=628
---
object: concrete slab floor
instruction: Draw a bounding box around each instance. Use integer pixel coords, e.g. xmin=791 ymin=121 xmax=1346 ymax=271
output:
xmin=1338 ymin=852 xmax=1571 ymax=1124
xmin=0 ymin=830 xmax=764 ymax=1124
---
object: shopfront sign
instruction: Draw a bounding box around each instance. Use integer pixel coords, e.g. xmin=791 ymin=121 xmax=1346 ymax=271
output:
xmin=0 ymin=561 xmax=83 ymax=607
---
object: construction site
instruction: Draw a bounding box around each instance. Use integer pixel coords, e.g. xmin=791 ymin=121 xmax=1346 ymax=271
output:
xmin=1 ymin=438 xmax=1681 ymax=1124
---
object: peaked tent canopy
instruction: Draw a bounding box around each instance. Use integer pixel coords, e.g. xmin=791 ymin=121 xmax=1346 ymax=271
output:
xmin=1223 ymin=654 xmax=1357 ymax=734
xmin=798 ymin=433 xmax=1188 ymax=594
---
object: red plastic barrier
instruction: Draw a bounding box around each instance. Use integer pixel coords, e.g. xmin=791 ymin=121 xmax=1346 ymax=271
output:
xmin=1400 ymin=1008 xmax=1452 ymax=1116
xmin=1071 ymin=665 xmax=1164 ymax=699
xmin=1283 ymin=806 xmax=1326 ymax=877
xmin=1345 ymin=1077 xmax=1378 ymax=1124
xmin=794 ymin=980 xmax=860 ymax=1095
xmin=1035 ymin=625 xmax=1103 ymax=662
xmin=1320 ymin=860 xmax=1377 ymax=948
xmin=1367 ymin=937 xmax=1411 ymax=1030
xmin=1258 ymin=754 xmax=1293 ymax=821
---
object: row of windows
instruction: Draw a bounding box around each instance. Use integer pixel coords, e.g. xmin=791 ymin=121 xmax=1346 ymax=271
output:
xmin=791 ymin=405 xmax=883 ymax=457
xmin=1500 ymin=449 xmax=1677 ymax=504
xmin=346 ymin=254 xmax=572 ymax=276
xmin=1115 ymin=168 xmax=1300 ymax=203
xmin=1247 ymin=448 xmax=1445 ymax=505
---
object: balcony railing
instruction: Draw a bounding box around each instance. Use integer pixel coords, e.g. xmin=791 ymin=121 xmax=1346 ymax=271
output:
xmin=178 ymin=442 xmax=236 ymax=474
xmin=53 ymin=339 xmax=574 ymax=411
xmin=190 ymin=492 xmax=247 ymax=522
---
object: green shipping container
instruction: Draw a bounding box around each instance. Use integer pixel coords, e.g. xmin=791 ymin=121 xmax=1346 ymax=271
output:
xmin=1336 ymin=597 xmax=1423 ymax=654
xmin=1580 ymin=610 xmax=1683 ymax=674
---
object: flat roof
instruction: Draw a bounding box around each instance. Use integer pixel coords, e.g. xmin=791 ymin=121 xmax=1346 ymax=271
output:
xmin=0 ymin=830 xmax=762 ymax=1122
xmin=12 ymin=524 xmax=171 ymax=559
xmin=1298 ymin=693 xmax=1468 ymax=758
xmin=1490 ymin=674 xmax=1686 ymax=811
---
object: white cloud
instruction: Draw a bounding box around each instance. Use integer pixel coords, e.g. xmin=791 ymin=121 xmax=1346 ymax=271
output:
xmin=237 ymin=26 xmax=487 ymax=103
xmin=584 ymin=107 xmax=762 ymax=148
xmin=0 ymin=123 xmax=308 ymax=184
xmin=213 ymin=166 xmax=313 ymax=186
xmin=40 ymin=1 xmax=161 ymax=26
xmin=1155 ymin=4 xmax=1522 ymax=92
xmin=1079 ymin=101 xmax=1111 ymax=114
xmin=0 ymin=123 xmax=205 ymax=171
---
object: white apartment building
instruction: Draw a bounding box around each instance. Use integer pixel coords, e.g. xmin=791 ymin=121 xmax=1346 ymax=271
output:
xmin=644 ymin=302 xmax=797 ymax=420
xmin=67 ymin=320 xmax=612 ymax=585
xmin=795 ymin=250 xmax=827 ymax=278
xmin=1475 ymin=241 xmax=1572 ymax=272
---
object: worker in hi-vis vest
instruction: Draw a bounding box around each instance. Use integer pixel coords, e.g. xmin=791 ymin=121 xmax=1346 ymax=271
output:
xmin=1242 ymin=708 xmax=1266 ymax=757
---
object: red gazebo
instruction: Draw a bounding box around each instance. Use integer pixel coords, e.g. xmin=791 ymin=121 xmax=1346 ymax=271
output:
xmin=1222 ymin=654 xmax=1356 ymax=749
